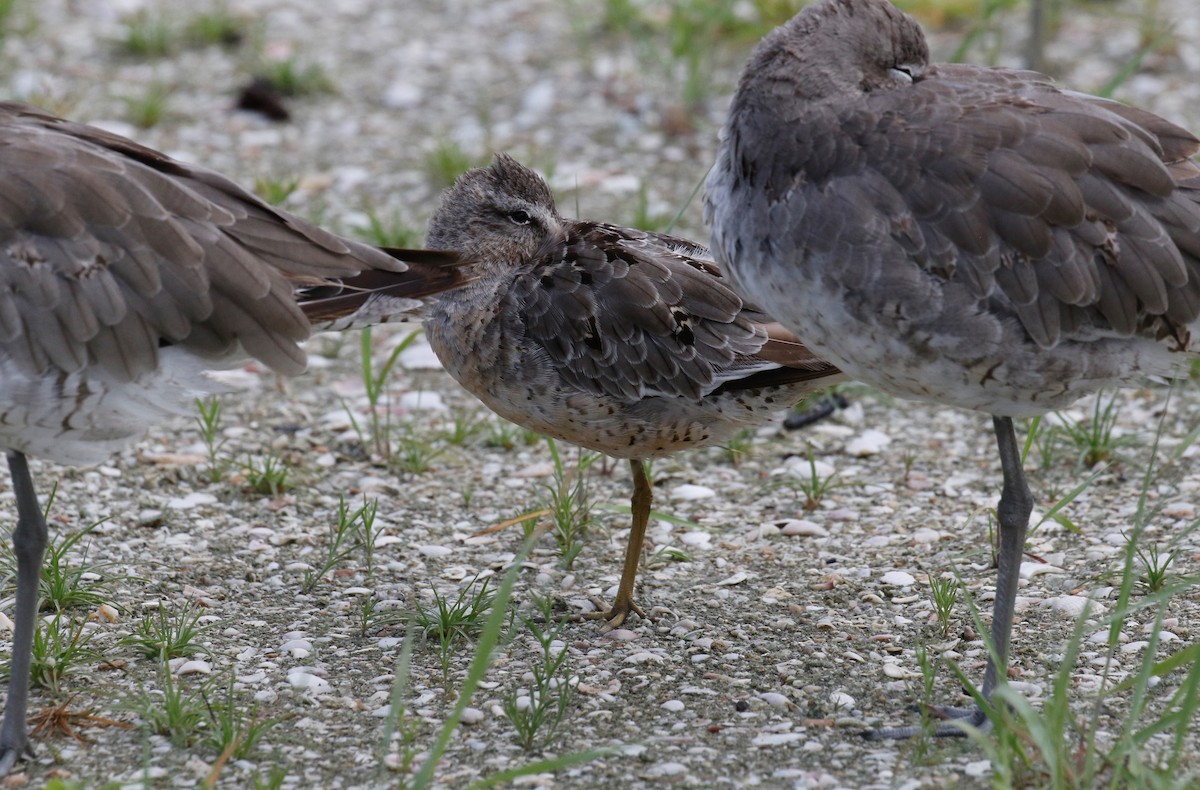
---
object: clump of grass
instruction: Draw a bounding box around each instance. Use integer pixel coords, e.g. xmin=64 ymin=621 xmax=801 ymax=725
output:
xmin=792 ymin=444 xmax=843 ymax=510
xmin=394 ymin=432 xmax=447 ymax=475
xmin=350 ymin=496 xmax=381 ymax=579
xmin=928 ymin=575 xmax=960 ymax=638
xmin=183 ymin=3 xmax=245 ymax=48
xmin=0 ymin=504 xmax=118 ymax=614
xmin=22 ymin=612 xmax=98 ymax=695
xmin=391 ymin=529 xmax=613 ymax=787
xmin=485 ymin=420 xmax=543 ymax=450
xmin=352 ymin=207 xmax=423 ymax=248
xmin=194 ymin=396 xmax=229 ymax=484
xmin=203 ymin=675 xmax=283 ymax=761
xmin=120 ymin=603 xmax=212 ymax=661
xmin=1054 ymin=390 xmax=1138 ymax=469
xmin=241 ymin=452 xmax=290 ymax=496
xmin=960 ymin=396 xmax=1200 ymax=786
xmin=122 ymin=84 xmax=170 ymax=129
xmin=1133 ymin=540 xmax=1180 ymax=594
xmin=356 ymin=595 xmax=405 ymax=638
xmin=257 ymin=57 xmax=334 ymax=97
xmin=423 ymin=140 xmax=482 ymax=189
xmin=301 ymin=496 xmax=375 ymax=593
xmin=253 ymin=175 xmax=300 ymax=206
xmin=343 ymin=327 xmax=424 ymax=462
xmin=542 ymin=439 xmax=598 ymax=570
xmin=412 ymin=575 xmax=498 ymax=686
xmin=441 ymin=410 xmax=488 ymax=447
xmin=123 ymin=668 xmax=209 ymax=748
xmin=503 ymin=595 xmax=575 ymax=751
xmin=722 ymin=427 xmax=755 ymax=466
xmin=117 ymin=10 xmax=173 ymax=58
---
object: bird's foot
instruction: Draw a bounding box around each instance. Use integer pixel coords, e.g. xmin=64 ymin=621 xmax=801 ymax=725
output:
xmin=0 ymin=739 xmax=31 ymax=777
xmin=568 ymin=595 xmax=649 ymax=630
xmin=862 ymin=702 xmax=989 ymax=740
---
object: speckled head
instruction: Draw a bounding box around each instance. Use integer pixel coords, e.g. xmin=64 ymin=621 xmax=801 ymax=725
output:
xmin=426 ymin=153 xmax=561 ymax=269
xmin=739 ymin=0 xmax=929 ymax=105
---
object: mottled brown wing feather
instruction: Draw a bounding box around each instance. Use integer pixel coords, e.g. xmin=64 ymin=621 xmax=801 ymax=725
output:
xmin=511 ymin=221 xmax=838 ymax=401
xmin=0 ymin=101 xmax=455 ymax=382
xmin=753 ymin=66 xmax=1200 ymax=349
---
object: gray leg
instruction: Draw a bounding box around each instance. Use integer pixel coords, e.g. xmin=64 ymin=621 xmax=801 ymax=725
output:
xmin=0 ymin=452 xmax=47 ymax=774
xmin=866 ymin=416 xmax=1031 ymax=739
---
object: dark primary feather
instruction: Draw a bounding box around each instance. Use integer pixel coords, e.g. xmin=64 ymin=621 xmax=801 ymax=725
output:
xmin=0 ymin=101 xmax=466 ymax=384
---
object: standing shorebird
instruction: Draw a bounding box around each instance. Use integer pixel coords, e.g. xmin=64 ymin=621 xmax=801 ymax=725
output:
xmin=425 ymin=154 xmax=842 ymax=628
xmin=0 ymin=101 xmax=469 ymax=772
xmin=706 ymin=0 xmax=1200 ymax=736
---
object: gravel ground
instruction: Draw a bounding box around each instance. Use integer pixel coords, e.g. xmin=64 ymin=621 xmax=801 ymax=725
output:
xmin=2 ymin=0 xmax=1200 ymax=788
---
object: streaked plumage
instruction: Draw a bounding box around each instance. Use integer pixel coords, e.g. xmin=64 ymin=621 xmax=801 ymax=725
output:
xmin=705 ymin=0 xmax=1200 ymax=736
xmin=425 ymin=154 xmax=841 ymax=627
xmin=0 ymin=101 xmax=468 ymax=771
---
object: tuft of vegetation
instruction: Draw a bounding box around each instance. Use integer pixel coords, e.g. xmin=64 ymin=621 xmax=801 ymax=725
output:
xmin=122 ymin=84 xmax=171 ymax=129
xmin=502 ymin=595 xmax=575 ymax=751
xmin=120 ymin=603 xmax=212 ymax=661
xmin=256 ymin=57 xmax=334 ymax=97
xmin=117 ymin=10 xmax=173 ymax=58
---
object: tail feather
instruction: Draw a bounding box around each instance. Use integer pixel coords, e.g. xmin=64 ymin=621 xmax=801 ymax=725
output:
xmin=300 ymin=250 xmax=468 ymax=328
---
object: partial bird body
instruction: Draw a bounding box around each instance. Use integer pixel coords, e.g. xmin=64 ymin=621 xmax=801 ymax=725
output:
xmin=0 ymin=101 xmax=468 ymax=772
xmin=705 ymin=0 xmax=1200 ymax=737
xmin=708 ymin=0 xmax=1200 ymax=419
xmin=0 ymin=102 xmax=463 ymax=463
xmin=425 ymin=154 xmax=840 ymax=626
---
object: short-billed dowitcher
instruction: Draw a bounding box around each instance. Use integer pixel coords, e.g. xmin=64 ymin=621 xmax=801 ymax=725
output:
xmin=425 ymin=154 xmax=842 ymax=628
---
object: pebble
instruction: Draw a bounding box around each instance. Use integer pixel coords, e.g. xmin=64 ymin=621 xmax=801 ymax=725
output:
xmin=398 ymin=391 xmax=447 ymax=412
xmin=286 ymin=671 xmax=330 ymax=692
xmin=419 ymin=545 xmax=453 ymax=557
xmin=716 ymin=571 xmax=749 ymax=586
xmin=460 ymin=707 xmax=485 ymax=724
xmin=775 ymin=455 xmax=836 ymax=479
xmin=165 ymin=492 xmax=218 ymax=510
xmin=880 ymin=571 xmax=916 ymax=587
xmin=681 ymin=531 xmax=712 ymax=548
xmin=759 ymin=692 xmax=791 ymax=708
xmin=751 ymin=732 xmax=804 ymax=746
xmin=882 ymin=663 xmax=919 ymax=680
xmin=780 ymin=519 xmax=828 ymax=537
xmin=605 ymin=629 xmax=639 ymax=641
xmin=845 ymin=429 xmax=891 ymax=456
xmin=910 ymin=527 xmax=940 ymax=544
xmin=645 ymin=762 xmax=688 ymax=778
xmin=1042 ymin=595 xmax=1107 ymax=618
xmin=279 ymin=638 xmax=314 ymax=658
xmin=175 ymin=660 xmax=212 ymax=676
xmin=671 ymin=484 xmax=715 ymax=501
xmin=1019 ymin=561 xmax=1065 ymax=579
xmin=660 ymin=699 xmax=685 ymax=712
xmin=625 ymin=652 xmax=666 ymax=665
xmin=1161 ymin=501 xmax=1195 ymax=519
xmin=828 ymin=691 xmax=856 ymax=710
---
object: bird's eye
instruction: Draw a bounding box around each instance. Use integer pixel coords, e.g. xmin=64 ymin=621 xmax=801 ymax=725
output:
xmin=508 ymin=210 xmax=532 ymax=225
xmin=888 ymin=66 xmax=913 ymax=85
